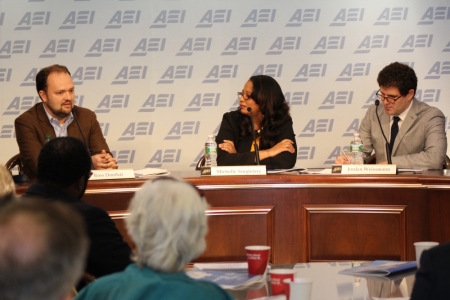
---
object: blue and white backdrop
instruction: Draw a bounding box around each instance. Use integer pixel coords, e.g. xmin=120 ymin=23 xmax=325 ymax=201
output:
xmin=0 ymin=0 xmax=449 ymax=171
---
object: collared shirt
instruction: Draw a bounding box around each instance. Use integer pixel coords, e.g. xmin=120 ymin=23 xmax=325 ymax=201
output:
xmin=389 ymin=100 xmax=413 ymax=139
xmin=43 ymin=104 xmax=74 ymax=137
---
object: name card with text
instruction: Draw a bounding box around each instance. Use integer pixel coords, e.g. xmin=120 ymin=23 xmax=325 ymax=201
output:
xmin=332 ymin=164 xmax=397 ymax=175
xmin=200 ymin=165 xmax=266 ymax=176
xmin=89 ymin=169 xmax=136 ymax=180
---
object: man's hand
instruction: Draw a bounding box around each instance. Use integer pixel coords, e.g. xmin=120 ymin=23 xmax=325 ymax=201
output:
xmin=335 ymin=155 xmax=352 ymax=164
xmin=92 ymin=150 xmax=118 ymax=170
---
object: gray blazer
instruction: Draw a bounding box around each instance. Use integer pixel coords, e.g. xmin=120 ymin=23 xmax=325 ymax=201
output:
xmin=359 ymin=98 xmax=447 ymax=169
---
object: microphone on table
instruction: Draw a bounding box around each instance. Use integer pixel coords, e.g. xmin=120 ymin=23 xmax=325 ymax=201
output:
xmin=375 ymin=100 xmax=392 ymax=164
xmin=73 ymin=106 xmax=95 ymax=170
xmin=247 ymin=107 xmax=261 ymax=165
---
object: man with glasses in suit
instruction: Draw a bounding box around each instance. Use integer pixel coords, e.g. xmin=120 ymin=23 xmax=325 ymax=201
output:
xmin=336 ymin=62 xmax=447 ymax=169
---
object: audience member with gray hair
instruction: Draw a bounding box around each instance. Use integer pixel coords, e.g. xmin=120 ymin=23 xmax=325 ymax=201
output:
xmin=0 ymin=164 xmax=16 ymax=207
xmin=0 ymin=199 xmax=89 ymax=300
xmin=75 ymin=177 xmax=233 ymax=300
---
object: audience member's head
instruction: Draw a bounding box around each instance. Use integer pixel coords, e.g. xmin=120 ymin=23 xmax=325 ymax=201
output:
xmin=0 ymin=165 xmax=16 ymax=207
xmin=126 ymin=177 xmax=208 ymax=272
xmin=0 ymin=199 xmax=89 ymax=300
xmin=37 ymin=137 xmax=91 ymax=196
xmin=377 ymin=62 xmax=418 ymax=97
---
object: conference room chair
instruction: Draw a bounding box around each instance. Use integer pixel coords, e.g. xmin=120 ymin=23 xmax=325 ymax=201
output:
xmin=5 ymin=153 xmax=28 ymax=183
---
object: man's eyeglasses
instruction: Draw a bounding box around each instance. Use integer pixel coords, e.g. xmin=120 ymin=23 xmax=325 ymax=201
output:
xmin=151 ymin=177 xmax=205 ymax=198
xmin=237 ymin=92 xmax=252 ymax=101
xmin=375 ymin=90 xmax=402 ymax=103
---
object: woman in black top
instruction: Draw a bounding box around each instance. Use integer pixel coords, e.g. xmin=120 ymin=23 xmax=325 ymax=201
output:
xmin=216 ymin=75 xmax=297 ymax=169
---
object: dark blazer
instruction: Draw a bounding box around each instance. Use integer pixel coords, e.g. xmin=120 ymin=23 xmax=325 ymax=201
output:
xmin=411 ymin=242 xmax=450 ymax=300
xmin=15 ymin=103 xmax=110 ymax=181
xmin=216 ymin=110 xmax=297 ymax=169
xmin=22 ymin=183 xmax=132 ymax=279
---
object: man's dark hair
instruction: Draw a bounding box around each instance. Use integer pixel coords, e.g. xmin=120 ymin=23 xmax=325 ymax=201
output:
xmin=35 ymin=64 xmax=71 ymax=96
xmin=0 ymin=199 xmax=88 ymax=300
xmin=377 ymin=62 xmax=417 ymax=96
xmin=37 ymin=137 xmax=91 ymax=188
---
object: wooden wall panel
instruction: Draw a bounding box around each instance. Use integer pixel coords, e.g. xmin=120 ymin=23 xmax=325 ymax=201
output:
xmin=303 ymin=205 xmax=407 ymax=261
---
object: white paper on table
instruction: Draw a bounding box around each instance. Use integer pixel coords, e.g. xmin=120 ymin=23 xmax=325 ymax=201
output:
xmin=304 ymin=168 xmax=332 ymax=174
xmin=134 ymin=168 xmax=170 ymax=177
xmin=193 ymin=262 xmax=248 ymax=273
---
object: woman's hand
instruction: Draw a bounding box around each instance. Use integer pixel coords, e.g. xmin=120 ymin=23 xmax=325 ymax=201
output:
xmin=218 ymin=140 xmax=237 ymax=154
xmin=268 ymin=139 xmax=295 ymax=157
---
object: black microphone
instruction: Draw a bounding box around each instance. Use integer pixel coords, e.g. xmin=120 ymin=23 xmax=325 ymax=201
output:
xmin=73 ymin=106 xmax=95 ymax=170
xmin=247 ymin=107 xmax=260 ymax=165
xmin=374 ymin=100 xmax=392 ymax=164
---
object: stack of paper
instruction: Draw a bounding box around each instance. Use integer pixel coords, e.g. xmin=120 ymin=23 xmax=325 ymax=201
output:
xmin=134 ymin=168 xmax=170 ymax=177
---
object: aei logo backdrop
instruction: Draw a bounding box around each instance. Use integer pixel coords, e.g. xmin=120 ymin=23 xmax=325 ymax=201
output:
xmin=0 ymin=0 xmax=449 ymax=171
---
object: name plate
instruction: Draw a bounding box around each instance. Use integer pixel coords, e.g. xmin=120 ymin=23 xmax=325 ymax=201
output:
xmin=332 ymin=164 xmax=397 ymax=174
xmin=200 ymin=165 xmax=267 ymax=176
xmin=89 ymin=168 xmax=136 ymax=180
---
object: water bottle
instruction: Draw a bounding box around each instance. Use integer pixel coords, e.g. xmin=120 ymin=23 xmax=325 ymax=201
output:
xmin=204 ymin=134 xmax=217 ymax=167
xmin=350 ymin=133 xmax=364 ymax=164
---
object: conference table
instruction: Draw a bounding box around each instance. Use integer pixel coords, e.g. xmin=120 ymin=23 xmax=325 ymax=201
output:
xmin=15 ymin=169 xmax=450 ymax=265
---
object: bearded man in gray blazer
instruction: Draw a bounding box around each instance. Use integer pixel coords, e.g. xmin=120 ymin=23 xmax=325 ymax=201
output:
xmin=336 ymin=62 xmax=447 ymax=170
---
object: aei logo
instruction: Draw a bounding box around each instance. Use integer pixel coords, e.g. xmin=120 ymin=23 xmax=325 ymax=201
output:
xmin=0 ymin=40 xmax=31 ymax=59
xmin=72 ymin=66 xmax=103 ymax=85
xmin=299 ymin=119 xmax=334 ymax=137
xmin=398 ymin=35 xmax=433 ymax=53
xmin=94 ymin=95 xmax=129 ymax=113
xmin=150 ymin=10 xmax=186 ymax=28
xmin=164 ymin=121 xmax=201 ymax=140
xmin=424 ymin=62 xmax=450 ymax=79
xmin=310 ymin=36 xmax=345 ymax=54
xmin=118 ymin=122 xmax=155 ymax=141
xmin=20 ymin=68 xmax=39 ymax=86
xmin=0 ymin=68 xmax=12 ymax=82
xmin=110 ymin=150 xmax=136 ymax=164
xmin=443 ymin=41 xmax=450 ymax=52
xmin=130 ymin=38 xmax=166 ymax=57
xmin=342 ymin=119 xmax=361 ymax=137
xmin=297 ymin=146 xmax=315 ymax=160
xmin=196 ymin=10 xmax=232 ymax=28
xmin=291 ymin=64 xmax=327 ymax=82
xmin=145 ymin=149 xmax=182 ymax=168
xmin=85 ymin=39 xmax=121 ymax=57
xmin=354 ymin=35 xmax=389 ymax=54
xmin=418 ymin=7 xmax=450 ymax=25
xmin=105 ymin=10 xmax=140 ymax=29
xmin=177 ymin=38 xmax=212 ymax=56
xmin=374 ymin=7 xmax=408 ymax=25
xmin=203 ymin=65 xmax=238 ymax=83
xmin=184 ymin=93 xmax=220 ymax=112
xmin=39 ymin=39 xmax=75 ymax=58
xmin=241 ymin=9 xmax=276 ymax=27
xmin=99 ymin=123 xmax=110 ymax=137
xmin=284 ymin=92 xmax=309 ymax=106
xmin=266 ymin=37 xmax=301 ymax=55
xmin=336 ymin=63 xmax=371 ymax=81
xmin=0 ymin=125 xmax=15 ymax=139
xmin=362 ymin=90 xmax=378 ymax=109
xmin=15 ymin=12 xmax=50 ymax=30
xmin=59 ymin=11 xmax=95 ymax=30
xmin=285 ymin=9 xmax=320 ymax=27
xmin=3 ymin=96 xmax=40 ymax=115
xmin=221 ymin=37 xmax=256 ymax=55
xmin=318 ymin=92 xmax=353 ymax=109
xmin=330 ymin=8 xmax=364 ymax=26
xmin=252 ymin=64 xmax=282 ymax=77
xmin=416 ymin=89 xmax=440 ymax=103
xmin=138 ymin=94 xmax=174 ymax=113
xmin=111 ymin=66 xmax=147 ymax=84
xmin=158 ymin=66 xmax=193 ymax=84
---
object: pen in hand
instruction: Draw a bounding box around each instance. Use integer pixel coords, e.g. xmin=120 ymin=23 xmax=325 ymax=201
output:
xmin=341 ymin=149 xmax=351 ymax=163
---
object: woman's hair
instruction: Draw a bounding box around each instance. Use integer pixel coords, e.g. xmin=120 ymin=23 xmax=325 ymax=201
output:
xmin=126 ymin=178 xmax=208 ymax=272
xmin=0 ymin=165 xmax=16 ymax=207
xmin=238 ymin=75 xmax=290 ymax=149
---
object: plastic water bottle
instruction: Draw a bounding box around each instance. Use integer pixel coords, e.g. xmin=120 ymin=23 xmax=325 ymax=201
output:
xmin=350 ymin=133 xmax=364 ymax=164
xmin=204 ymin=135 xmax=217 ymax=167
